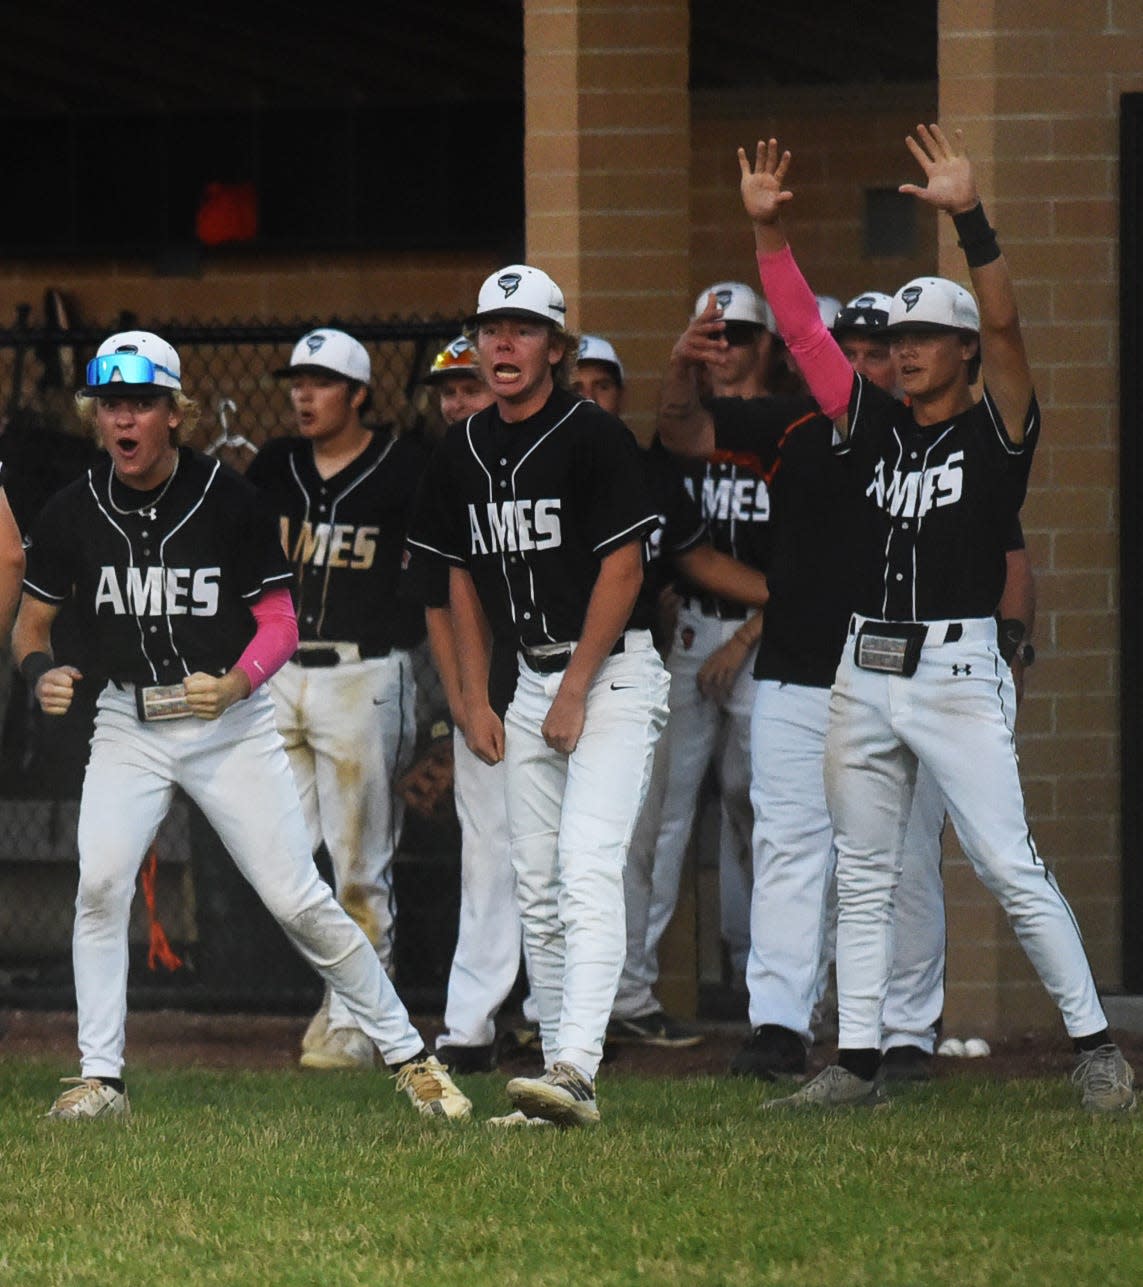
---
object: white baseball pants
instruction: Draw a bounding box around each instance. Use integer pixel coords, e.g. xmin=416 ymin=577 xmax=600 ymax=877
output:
xmin=826 ymin=616 xmax=1107 ymax=1050
xmin=504 ymin=631 xmax=668 ymax=1079
xmin=74 ymin=684 xmax=426 ymax=1078
xmin=614 ymin=606 xmax=755 ymax=1017
xmin=747 ymin=679 xmax=948 ymax=1050
xmin=270 ymin=651 xmax=415 ymax=1031
xmin=435 ymin=731 xmax=533 ymax=1051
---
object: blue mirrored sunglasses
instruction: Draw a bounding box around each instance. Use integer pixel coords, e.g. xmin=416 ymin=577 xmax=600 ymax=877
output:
xmin=85 ymin=353 xmax=177 ymax=389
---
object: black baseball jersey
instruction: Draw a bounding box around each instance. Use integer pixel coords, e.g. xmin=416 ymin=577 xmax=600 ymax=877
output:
xmin=672 ymin=396 xmax=775 ymax=618
xmin=22 ymin=448 xmax=292 ymax=686
xmin=640 ymin=439 xmax=708 ymax=599
xmin=245 ymin=428 xmax=428 ymax=654
xmin=841 ymin=378 xmax=1038 ymax=621
xmin=407 ymin=385 xmax=658 ymax=648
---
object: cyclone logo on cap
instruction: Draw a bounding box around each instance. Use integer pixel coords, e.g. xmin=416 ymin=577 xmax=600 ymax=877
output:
xmin=901 ymin=286 xmax=923 ymax=312
xmin=497 ymin=273 xmax=522 ymax=298
xmin=578 ymin=338 xmax=589 ymax=357
xmin=715 ymin=289 xmax=734 ymax=309
xmin=306 ymin=333 xmax=328 ymax=354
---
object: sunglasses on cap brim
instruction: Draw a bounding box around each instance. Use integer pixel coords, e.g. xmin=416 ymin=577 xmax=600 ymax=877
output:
xmin=84 ymin=354 xmax=178 ymax=391
xmin=721 ymin=322 xmax=765 ymax=347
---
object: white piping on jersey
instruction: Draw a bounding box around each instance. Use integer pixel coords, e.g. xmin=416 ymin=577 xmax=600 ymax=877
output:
xmin=879 ymin=422 xmax=956 ymax=620
xmin=157 ymin=457 xmax=222 ymax=676
xmin=22 ymin=576 xmax=67 ymax=603
xmin=287 ymin=435 xmax=395 ymax=638
xmin=595 ymin=512 xmax=658 ymax=554
xmin=982 ymin=385 xmax=1033 ymax=455
xmin=88 ymin=472 xmax=163 ymax=684
xmin=406 ymin=535 xmax=463 ymax=565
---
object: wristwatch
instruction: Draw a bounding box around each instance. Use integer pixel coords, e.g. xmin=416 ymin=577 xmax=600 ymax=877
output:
xmin=997 ymin=618 xmax=1034 ymax=667
xmin=1013 ymin=640 xmax=1035 ymax=667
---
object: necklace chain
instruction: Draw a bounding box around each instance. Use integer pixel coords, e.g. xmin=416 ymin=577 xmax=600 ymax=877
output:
xmin=107 ymin=454 xmax=180 ymax=521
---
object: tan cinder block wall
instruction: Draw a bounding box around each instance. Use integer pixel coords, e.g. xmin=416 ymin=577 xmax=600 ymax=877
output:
xmin=690 ymin=84 xmax=939 ymax=316
xmin=936 ymin=0 xmax=1143 ymax=1036
xmin=524 ymin=0 xmax=691 ymax=443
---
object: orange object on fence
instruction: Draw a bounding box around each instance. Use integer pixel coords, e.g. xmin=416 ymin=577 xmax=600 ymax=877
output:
xmin=141 ymin=848 xmax=183 ymax=972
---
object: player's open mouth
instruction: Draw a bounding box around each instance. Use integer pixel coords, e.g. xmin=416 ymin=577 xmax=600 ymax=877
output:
xmin=116 ymin=436 xmax=140 ymax=457
xmin=493 ymin=364 xmax=522 ymax=381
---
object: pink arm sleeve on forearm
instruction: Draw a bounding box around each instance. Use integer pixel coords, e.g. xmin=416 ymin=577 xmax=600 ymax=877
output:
xmin=756 ymin=246 xmax=856 ymax=420
xmin=234 ymin=586 xmax=298 ymax=691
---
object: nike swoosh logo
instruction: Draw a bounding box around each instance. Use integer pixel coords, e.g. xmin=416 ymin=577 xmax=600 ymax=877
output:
xmin=610 ymin=683 xmax=634 ymax=691
xmin=372 ymin=698 xmax=388 ymax=705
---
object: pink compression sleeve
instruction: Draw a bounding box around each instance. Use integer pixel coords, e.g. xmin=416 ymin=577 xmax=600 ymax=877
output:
xmin=234 ymin=586 xmax=298 ymax=691
xmin=756 ymin=246 xmax=856 ymax=420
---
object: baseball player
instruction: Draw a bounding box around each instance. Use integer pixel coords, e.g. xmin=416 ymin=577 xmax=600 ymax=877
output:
xmin=403 ymin=335 xmax=538 ymax=1074
xmin=647 ymin=283 xmax=773 ymax=999
xmin=0 ymin=471 xmax=25 ymax=641
xmin=407 ymin=265 xmax=670 ymax=1126
xmin=740 ymin=126 xmax=1133 ymax=1112
xmin=14 ymin=330 xmax=468 ymax=1121
xmin=244 ymin=329 xmax=428 ymax=1071
xmin=665 ymin=289 xmax=1032 ymax=1083
xmin=573 ymin=335 xmax=769 ymax=1046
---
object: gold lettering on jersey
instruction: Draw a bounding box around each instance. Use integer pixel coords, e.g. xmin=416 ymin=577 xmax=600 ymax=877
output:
xmin=94 ymin=566 xmax=220 ymax=616
xmin=466 ymin=500 xmax=562 ymax=555
xmin=694 ymin=476 xmax=770 ymax=523
xmin=866 ymin=451 xmax=964 ymax=518
xmin=288 ymin=521 xmax=379 ymax=570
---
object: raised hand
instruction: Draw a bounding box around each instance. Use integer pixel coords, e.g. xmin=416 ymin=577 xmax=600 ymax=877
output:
xmin=738 ymin=139 xmax=794 ymax=226
xmin=899 ymin=123 xmax=979 ymax=216
xmin=669 ymin=293 xmax=728 ymax=371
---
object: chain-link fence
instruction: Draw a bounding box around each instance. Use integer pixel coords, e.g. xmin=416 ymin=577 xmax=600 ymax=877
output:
xmin=0 ymin=311 xmax=491 ymax=1016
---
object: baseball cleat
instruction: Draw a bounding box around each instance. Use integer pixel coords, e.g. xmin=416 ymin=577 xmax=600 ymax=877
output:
xmin=46 ymin=1077 xmax=131 ymax=1122
xmin=299 ymin=1025 xmax=375 ymax=1071
xmin=300 ymin=993 xmax=331 ymax=1054
xmin=879 ymin=1045 xmax=933 ymax=1083
xmin=729 ymin=1024 xmax=807 ymax=1081
xmin=486 ymin=1109 xmax=556 ymax=1128
xmin=506 ymin=1061 xmax=601 ymax=1127
xmin=1072 ymin=1044 xmax=1137 ymax=1114
xmin=607 ymin=1010 xmax=703 ymax=1048
xmin=394 ymin=1055 xmax=472 ymax=1121
xmin=763 ymin=1064 xmax=885 ymax=1111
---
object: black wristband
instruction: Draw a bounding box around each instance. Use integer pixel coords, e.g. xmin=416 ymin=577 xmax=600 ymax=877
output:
xmin=20 ymin=651 xmax=54 ymax=690
xmin=952 ymin=202 xmax=1001 ymax=268
xmin=996 ymin=618 xmax=1026 ymax=666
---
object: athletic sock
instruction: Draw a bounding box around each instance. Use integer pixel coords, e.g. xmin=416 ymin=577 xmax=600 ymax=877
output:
xmin=387 ymin=1048 xmax=430 ymax=1072
xmin=838 ymin=1048 xmax=880 ymax=1081
xmin=1073 ymin=1029 xmax=1111 ymax=1053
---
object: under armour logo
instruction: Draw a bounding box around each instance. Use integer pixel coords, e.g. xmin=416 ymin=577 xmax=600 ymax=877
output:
xmin=306 ymin=334 xmax=327 ymax=355
xmin=715 ymin=289 xmax=734 ymax=309
xmin=901 ymin=286 xmax=923 ymax=312
xmin=952 ymin=664 xmax=972 ymax=676
xmin=497 ymin=272 xmax=522 ymax=298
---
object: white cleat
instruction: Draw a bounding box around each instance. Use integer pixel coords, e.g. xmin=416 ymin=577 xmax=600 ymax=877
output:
xmin=46 ymin=1077 xmax=131 ymax=1121
xmin=299 ymin=1025 xmax=375 ymax=1071
xmin=486 ymin=1109 xmax=555 ymax=1129
xmin=506 ymin=1061 xmax=601 ymax=1127
xmin=394 ymin=1055 xmax=472 ymax=1121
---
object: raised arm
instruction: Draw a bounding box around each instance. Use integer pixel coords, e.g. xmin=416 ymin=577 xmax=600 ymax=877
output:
xmin=656 ymin=297 xmax=724 ymax=457
xmin=738 ymin=140 xmax=856 ymax=427
xmin=899 ymin=123 xmax=1034 ymax=441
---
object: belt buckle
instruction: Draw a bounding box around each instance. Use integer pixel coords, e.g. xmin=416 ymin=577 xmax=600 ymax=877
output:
xmin=295 ymin=647 xmax=340 ymax=668
xmin=854 ymin=623 xmax=924 ymax=678
xmin=136 ymin=682 xmax=194 ymax=722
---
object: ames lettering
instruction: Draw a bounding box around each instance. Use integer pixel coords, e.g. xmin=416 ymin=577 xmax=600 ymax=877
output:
xmin=284 ymin=520 xmax=379 ymax=570
xmin=687 ymin=475 xmax=769 ymax=523
xmin=95 ymin=566 xmax=220 ymax=616
xmin=865 ymin=451 xmax=964 ymax=518
xmin=467 ymin=499 xmax=562 ymax=555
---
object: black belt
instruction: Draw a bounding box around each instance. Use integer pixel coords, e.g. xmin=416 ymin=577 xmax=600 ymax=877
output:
xmin=681 ymin=593 xmax=747 ymax=622
xmin=521 ymin=635 xmax=626 ymax=675
xmin=293 ymin=644 xmax=392 ymax=668
xmin=847 ymin=619 xmax=964 ymax=644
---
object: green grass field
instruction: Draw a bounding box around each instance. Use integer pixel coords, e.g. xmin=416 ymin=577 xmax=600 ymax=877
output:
xmin=2 ymin=1058 xmax=1140 ymax=1286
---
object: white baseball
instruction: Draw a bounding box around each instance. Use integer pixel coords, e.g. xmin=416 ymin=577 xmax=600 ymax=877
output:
xmin=964 ymin=1037 xmax=991 ymax=1058
xmin=937 ymin=1037 xmax=967 ymax=1057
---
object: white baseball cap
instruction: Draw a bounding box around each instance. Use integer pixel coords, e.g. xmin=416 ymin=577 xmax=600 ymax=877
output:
xmin=833 ymin=291 xmax=894 ymax=334
xmin=470 ymin=264 xmax=567 ymax=326
xmin=693 ymin=281 xmax=774 ymax=332
xmin=82 ymin=330 xmax=181 ymax=396
xmin=815 ymin=296 xmax=842 ymax=329
xmin=577 ymin=334 xmax=625 ymax=385
xmin=277 ymin=329 xmax=371 ymax=382
xmin=885 ymin=277 xmax=980 ymax=335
